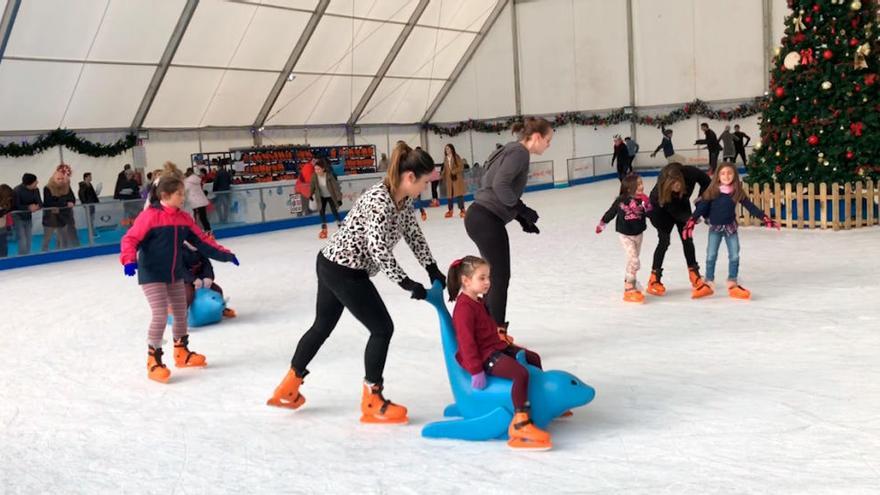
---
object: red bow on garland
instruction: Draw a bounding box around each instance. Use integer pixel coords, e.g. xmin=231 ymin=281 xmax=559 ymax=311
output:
xmin=799 ymin=48 xmax=815 ymax=65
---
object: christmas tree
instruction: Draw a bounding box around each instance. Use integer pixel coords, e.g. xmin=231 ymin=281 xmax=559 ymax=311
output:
xmin=748 ymin=0 xmax=880 ymax=185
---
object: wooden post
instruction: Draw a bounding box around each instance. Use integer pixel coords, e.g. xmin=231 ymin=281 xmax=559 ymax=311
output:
xmin=819 ymin=183 xmax=828 ymax=230
xmin=831 ymin=183 xmax=840 ymax=231
xmin=753 ymin=183 xmax=762 ymax=226
xmin=807 ymin=183 xmax=816 ymax=229
xmin=774 ymin=183 xmax=783 ymax=227
xmin=764 ymin=183 xmax=773 ymax=228
xmin=785 ymin=182 xmax=794 ymax=229
xmin=855 ymin=181 xmax=864 ymax=229
xmin=796 ymin=183 xmax=804 ymax=229
xmin=867 ymin=180 xmax=875 ymax=226
xmin=843 ymin=182 xmax=852 ymax=230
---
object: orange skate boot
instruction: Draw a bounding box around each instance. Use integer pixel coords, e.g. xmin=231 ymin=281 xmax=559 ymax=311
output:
xmin=318 ymin=225 xmax=328 ymax=239
xmin=360 ymin=382 xmax=408 ymax=424
xmin=266 ymin=368 xmax=307 ymax=409
xmin=728 ymin=283 xmax=751 ymax=300
xmin=689 ymin=266 xmax=714 ymax=299
xmin=444 ymin=210 xmax=453 ymax=218
xmin=623 ymin=284 xmax=645 ymax=303
xmin=420 ymin=210 xmax=427 ymax=221
xmin=459 ymin=209 xmax=466 ymax=218
xmin=173 ymin=335 xmax=206 ymax=367
xmin=147 ymin=346 xmax=171 ymax=383
xmin=222 ymin=307 xmax=237 ymax=318
xmin=508 ymin=411 xmax=552 ymax=450
xmin=646 ymin=269 xmax=666 ymax=296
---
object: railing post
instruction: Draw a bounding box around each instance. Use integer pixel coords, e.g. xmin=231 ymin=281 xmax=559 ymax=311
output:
xmin=259 ymin=189 xmax=267 ymax=223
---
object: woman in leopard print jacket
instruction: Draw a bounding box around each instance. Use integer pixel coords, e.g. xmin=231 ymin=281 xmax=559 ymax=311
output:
xmin=267 ymin=142 xmax=447 ymax=424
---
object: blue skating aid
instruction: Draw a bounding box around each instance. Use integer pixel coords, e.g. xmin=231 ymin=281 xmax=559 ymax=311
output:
xmin=421 ymin=282 xmax=595 ymax=441
xmin=167 ymin=288 xmax=226 ymax=328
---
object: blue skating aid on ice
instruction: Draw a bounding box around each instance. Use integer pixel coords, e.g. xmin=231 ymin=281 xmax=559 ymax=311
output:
xmin=167 ymin=288 xmax=226 ymax=328
xmin=421 ymin=282 xmax=596 ymax=441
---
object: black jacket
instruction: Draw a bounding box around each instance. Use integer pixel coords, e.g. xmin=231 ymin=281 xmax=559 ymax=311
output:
xmin=13 ymin=184 xmax=42 ymax=221
xmin=649 ymin=165 xmax=711 ymax=223
xmin=601 ymin=194 xmax=651 ymax=235
xmin=212 ymin=169 xmax=232 ymax=192
xmin=115 ymin=177 xmax=140 ymax=200
xmin=182 ymin=246 xmax=215 ymax=283
xmin=42 ymin=186 xmax=76 ymax=228
xmin=78 ymin=181 xmax=99 ymax=204
xmin=733 ymin=131 xmax=751 ymax=151
xmin=696 ymin=129 xmax=722 ymax=153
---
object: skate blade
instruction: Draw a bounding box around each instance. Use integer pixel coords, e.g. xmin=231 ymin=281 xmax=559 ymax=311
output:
xmin=360 ymin=415 xmax=409 ymax=425
xmin=175 ymin=362 xmax=207 ymax=368
xmin=507 ymin=440 xmax=552 ymax=451
xmin=266 ymin=396 xmax=305 ymax=410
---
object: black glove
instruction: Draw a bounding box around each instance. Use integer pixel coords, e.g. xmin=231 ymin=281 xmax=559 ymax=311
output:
xmin=426 ymin=263 xmax=446 ymax=289
xmin=337 ymin=199 xmax=342 ymax=207
xmin=515 ymin=215 xmax=540 ymax=234
xmin=515 ymin=201 xmax=539 ymax=225
xmin=398 ymin=277 xmax=427 ymax=300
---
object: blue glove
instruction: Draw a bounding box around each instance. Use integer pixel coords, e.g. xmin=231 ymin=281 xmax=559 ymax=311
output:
xmin=123 ymin=263 xmax=137 ymax=277
xmin=471 ymin=372 xmax=487 ymax=390
xmin=231 ymin=255 xmax=239 ymax=266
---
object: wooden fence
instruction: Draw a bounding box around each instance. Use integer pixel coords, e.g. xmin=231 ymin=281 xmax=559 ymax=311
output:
xmin=737 ymin=181 xmax=880 ymax=230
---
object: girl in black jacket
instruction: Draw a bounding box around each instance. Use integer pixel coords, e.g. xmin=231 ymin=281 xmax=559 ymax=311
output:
xmin=596 ymin=174 xmax=652 ymax=303
xmin=647 ymin=162 xmax=712 ymax=298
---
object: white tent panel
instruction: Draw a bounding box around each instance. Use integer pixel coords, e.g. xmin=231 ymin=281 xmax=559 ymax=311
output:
xmin=143 ymin=130 xmax=201 ymax=170
xmin=431 ymin=3 xmax=515 ymax=122
xmin=295 ymin=16 xmax=402 ymax=75
xmin=0 ymin=1 xmax=7 ymax=19
xmin=88 ymin=0 xmax=186 ymax=64
xmin=227 ymin=7 xmax=312 ymax=71
xmin=418 ymin=0 xmax=497 ymax=31
xmin=517 ymin=0 xmax=576 ymax=114
xmin=359 ymin=78 xmax=443 ymax=124
xmin=267 ymin=74 xmax=372 ymax=125
xmin=572 ymin=0 xmax=630 ymax=111
xmin=143 ymin=67 xmax=225 ymax=128
xmin=62 ymin=64 xmax=155 ymax=129
xmin=172 ymin=0 xmax=263 ymax=68
xmin=260 ymin=0 xmax=319 ymax=11
xmin=325 ymin=0 xmax=419 ymax=22
xmin=694 ymin=1 xmax=764 ymax=100
xmin=386 ymin=27 xmax=475 ymax=79
xmin=200 ymin=71 xmax=279 ymax=126
xmin=0 ymin=60 xmax=81 ymax=131
xmin=632 ymin=0 xmax=696 ymax=106
xmin=4 ymin=0 xmax=108 ymax=60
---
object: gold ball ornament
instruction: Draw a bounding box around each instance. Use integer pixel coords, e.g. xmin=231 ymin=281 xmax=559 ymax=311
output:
xmin=785 ymin=139 xmax=792 ymax=145
xmin=822 ymin=81 xmax=833 ymax=90
xmin=851 ymin=1 xmax=862 ymax=10
xmin=755 ymin=142 xmax=762 ymax=150
xmin=776 ymin=151 xmax=782 ymax=157
xmin=819 ymin=152 xmax=825 ymax=158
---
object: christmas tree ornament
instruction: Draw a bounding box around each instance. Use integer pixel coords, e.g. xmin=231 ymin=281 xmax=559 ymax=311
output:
xmin=775 ymin=86 xmax=786 ymax=98
xmin=846 ymin=150 xmax=855 ymax=159
xmin=819 ymin=152 xmax=825 ymax=158
xmin=850 ymin=37 xmax=860 ymax=46
xmin=791 ymin=116 xmax=799 ymax=124
xmin=822 ymin=81 xmax=833 ymax=89
xmin=823 ymin=49 xmax=834 ymax=60
xmin=793 ymin=13 xmax=806 ymax=31
xmin=783 ymin=51 xmax=802 ymax=69
xmin=851 ymin=0 xmax=862 ymax=9
xmin=808 ymin=134 xmax=820 ymax=146
xmin=785 ymin=139 xmax=793 ymax=145
xmin=854 ymin=43 xmax=870 ymax=68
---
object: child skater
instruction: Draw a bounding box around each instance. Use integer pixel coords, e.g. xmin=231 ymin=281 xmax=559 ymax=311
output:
xmin=682 ymin=162 xmax=779 ymax=299
xmin=448 ymin=255 xmax=552 ymax=450
xmin=596 ymin=174 xmax=652 ymax=303
xmin=310 ymin=158 xmax=343 ymax=239
xmin=182 ymin=241 xmax=236 ymax=318
xmin=120 ymin=175 xmax=238 ymax=383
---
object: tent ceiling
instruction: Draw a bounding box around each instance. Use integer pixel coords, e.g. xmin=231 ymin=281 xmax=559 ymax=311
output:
xmin=0 ymin=0 xmax=502 ymax=132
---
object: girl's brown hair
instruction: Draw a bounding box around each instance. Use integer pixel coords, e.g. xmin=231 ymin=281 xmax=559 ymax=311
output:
xmin=0 ymin=184 xmax=14 ymax=210
xmin=150 ymin=175 xmax=184 ymax=204
xmin=511 ymin=116 xmax=552 ymax=141
xmin=447 ymin=255 xmax=489 ymax=302
xmin=702 ymin=162 xmax=745 ymax=202
xmin=384 ymin=140 xmax=434 ymax=195
xmin=619 ymin=173 xmax=641 ymax=197
xmin=162 ymin=161 xmax=183 ymax=180
xmin=657 ymin=162 xmax=686 ymax=206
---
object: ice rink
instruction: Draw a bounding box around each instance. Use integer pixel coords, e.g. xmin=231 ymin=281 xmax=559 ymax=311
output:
xmin=2 ymin=177 xmax=879 ymax=494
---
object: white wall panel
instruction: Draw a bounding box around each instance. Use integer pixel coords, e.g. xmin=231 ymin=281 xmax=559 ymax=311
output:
xmin=387 ymin=125 xmax=421 ymax=150
xmin=431 ymin=4 xmax=515 ymax=122
xmin=632 ymin=0 xmax=696 ymax=106
xmin=326 ymin=0 xmax=418 ymax=22
xmin=199 ymin=129 xmax=254 ymax=154
xmin=0 ymin=60 xmax=80 ymax=131
xmin=359 ymin=78 xmax=443 ymax=124
xmin=772 ymin=0 xmax=791 ymax=49
xmin=5 ymin=0 xmax=107 ymax=59
xmin=427 ymin=130 xmax=473 ymax=164
xmin=62 ymin=132 xmax=135 ymax=194
xmin=0 ymin=140 xmax=63 ymax=190
xmin=200 ymin=71 xmax=278 ymax=127
xmin=142 ymin=130 xmax=201 ymax=170
xmin=267 ymin=75 xmax=372 ymax=126
xmin=694 ymin=1 xmax=765 ymax=100
xmin=88 ymin=0 xmax=185 ymax=64
xmin=572 ymin=0 xmax=630 ymax=111
xmin=62 ymin=64 xmax=155 ymax=129
xmin=355 ymin=126 xmax=391 ymax=159
xmin=386 ymin=27 xmax=475 ymax=79
xmin=261 ymin=127 xmax=348 ymax=147
xmin=295 ymin=16 xmax=402 ymax=75
xmin=517 ymin=0 xmax=575 ymax=114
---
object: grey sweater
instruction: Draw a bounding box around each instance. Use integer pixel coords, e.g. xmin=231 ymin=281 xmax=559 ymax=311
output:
xmin=473 ymin=142 xmax=531 ymax=223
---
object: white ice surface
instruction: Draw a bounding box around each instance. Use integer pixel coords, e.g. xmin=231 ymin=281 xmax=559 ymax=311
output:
xmin=2 ymin=178 xmax=879 ymax=494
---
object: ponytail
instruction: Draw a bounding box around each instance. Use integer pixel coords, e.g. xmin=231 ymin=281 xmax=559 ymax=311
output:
xmin=150 ymin=175 xmax=184 ymax=204
xmin=446 ymin=255 xmax=489 ymax=302
xmin=384 ymin=140 xmax=434 ymax=195
xmin=511 ymin=116 xmax=552 ymax=142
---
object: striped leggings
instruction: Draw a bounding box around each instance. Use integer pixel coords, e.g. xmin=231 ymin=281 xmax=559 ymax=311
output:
xmin=142 ymin=282 xmax=188 ymax=347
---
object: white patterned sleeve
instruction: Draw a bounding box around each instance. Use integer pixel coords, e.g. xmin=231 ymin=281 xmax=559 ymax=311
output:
xmin=401 ymin=204 xmax=436 ymax=268
xmin=365 ymin=200 xmax=410 ymax=284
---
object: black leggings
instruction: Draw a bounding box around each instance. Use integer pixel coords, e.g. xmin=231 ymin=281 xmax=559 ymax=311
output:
xmin=193 ymin=206 xmax=211 ymax=232
xmin=291 ymin=253 xmax=394 ymax=384
xmin=319 ymin=197 xmax=341 ymax=225
xmin=431 ymin=180 xmax=440 ymax=200
xmin=650 ymin=207 xmax=698 ymax=271
xmin=734 ymin=148 xmax=748 ymax=166
xmin=464 ymin=203 xmax=510 ymax=325
xmin=447 ymin=196 xmax=465 ymax=211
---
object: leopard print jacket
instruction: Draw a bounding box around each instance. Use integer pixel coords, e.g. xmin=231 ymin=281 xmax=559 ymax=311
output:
xmin=321 ymin=181 xmax=435 ymax=283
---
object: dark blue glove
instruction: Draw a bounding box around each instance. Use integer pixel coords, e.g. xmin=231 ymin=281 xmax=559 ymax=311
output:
xmin=123 ymin=263 xmax=137 ymax=277
xmin=398 ymin=277 xmax=427 ymax=300
xmin=231 ymin=255 xmax=240 ymax=266
xmin=426 ymin=263 xmax=446 ymax=289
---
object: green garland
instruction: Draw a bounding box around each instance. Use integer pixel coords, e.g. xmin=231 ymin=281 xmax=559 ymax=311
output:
xmin=423 ymin=98 xmax=768 ymax=137
xmin=0 ymin=129 xmax=137 ymax=158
